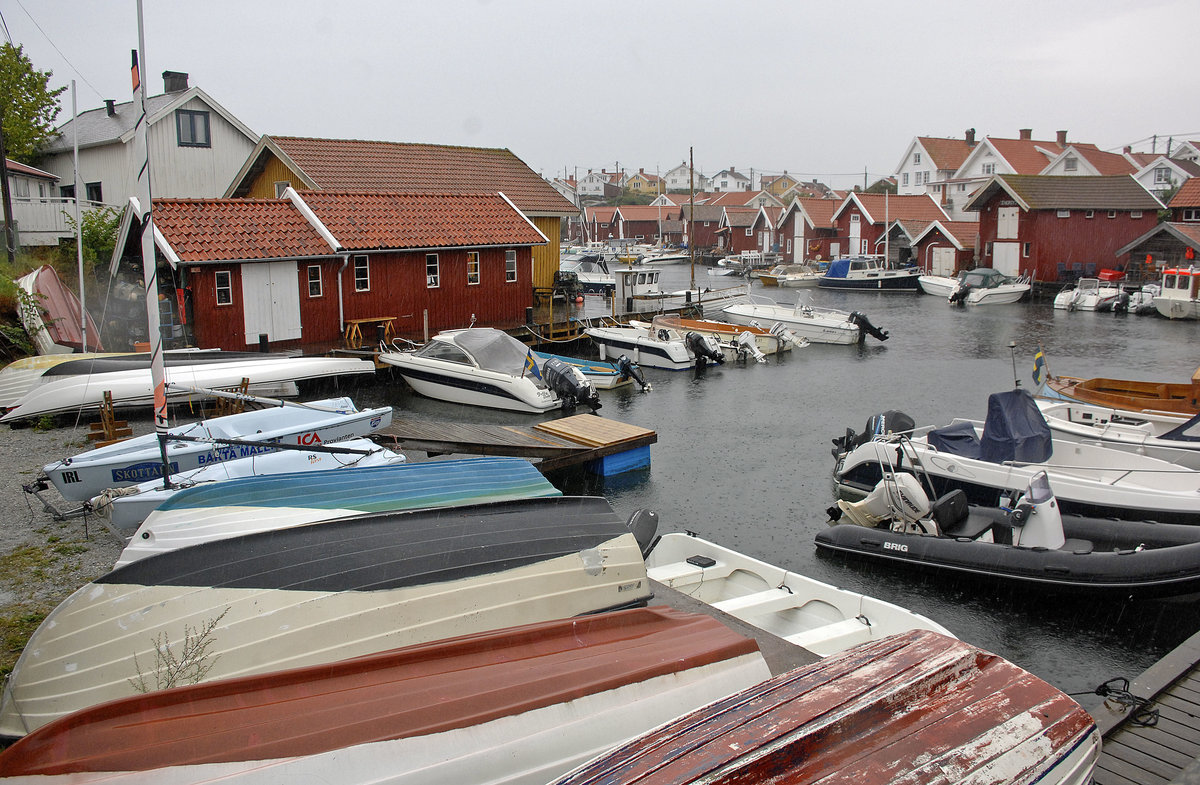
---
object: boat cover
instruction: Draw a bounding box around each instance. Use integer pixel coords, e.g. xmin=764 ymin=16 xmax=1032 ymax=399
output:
xmin=927 ymin=421 xmax=980 ymax=458
xmin=979 ymin=389 xmax=1053 ymax=463
xmin=824 ymin=258 xmax=852 ymax=278
xmin=457 ymin=329 xmax=535 ymax=376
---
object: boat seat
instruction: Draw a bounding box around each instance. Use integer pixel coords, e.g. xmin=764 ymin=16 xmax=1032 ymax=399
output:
xmin=931 ymin=490 xmax=1008 ymax=541
xmin=784 ymin=618 xmax=871 ymax=655
xmin=1060 ymin=538 xmax=1094 ymax=555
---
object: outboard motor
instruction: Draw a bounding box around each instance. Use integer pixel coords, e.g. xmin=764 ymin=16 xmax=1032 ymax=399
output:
xmin=831 ymin=410 xmax=916 ymax=458
xmin=1113 ymin=289 xmax=1131 ymax=315
xmin=947 ymin=283 xmax=971 ymax=307
xmin=542 ymin=357 xmax=602 ymax=413
xmin=627 ymin=508 xmax=660 ymax=557
xmin=848 ymin=311 xmax=890 ymax=343
xmin=733 ymin=331 xmax=767 ymax=364
xmin=768 ymin=322 xmax=806 ymax=349
xmin=827 ymin=472 xmax=931 ymax=531
xmin=615 ymin=354 xmax=651 ymax=392
xmin=684 ymin=332 xmax=725 ymax=368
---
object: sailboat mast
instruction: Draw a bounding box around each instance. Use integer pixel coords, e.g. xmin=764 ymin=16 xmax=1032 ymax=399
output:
xmin=133 ymin=1 xmax=171 ymax=487
xmin=72 ymin=81 xmax=86 ymax=352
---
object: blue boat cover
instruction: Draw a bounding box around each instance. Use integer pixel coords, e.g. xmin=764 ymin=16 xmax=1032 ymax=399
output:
xmin=979 ymin=389 xmax=1053 ymax=463
xmin=927 ymin=421 xmax=981 ymax=458
xmin=1162 ymin=411 xmax=1200 ymax=442
xmin=825 ymin=258 xmax=852 ymax=279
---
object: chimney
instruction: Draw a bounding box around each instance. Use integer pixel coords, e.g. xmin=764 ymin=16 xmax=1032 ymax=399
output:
xmin=965 ymin=128 xmax=976 ymax=147
xmin=104 ymin=100 xmax=116 ymax=116
xmin=162 ymin=70 xmax=189 ymax=92
xmin=1123 ymin=146 xmax=1132 ymax=154
xmin=1056 ymin=130 xmax=1068 ymax=146
xmin=1019 ymin=128 xmax=1032 ymax=141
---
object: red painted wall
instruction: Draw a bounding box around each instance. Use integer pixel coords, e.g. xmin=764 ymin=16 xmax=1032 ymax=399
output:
xmin=833 ymin=204 xmax=883 ymax=256
xmin=976 ymin=194 xmax=1158 ymax=281
xmin=186 ymin=247 xmax=535 ymax=350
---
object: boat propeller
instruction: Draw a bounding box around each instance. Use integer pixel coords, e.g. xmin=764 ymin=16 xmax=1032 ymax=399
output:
xmin=542 ymin=357 xmax=602 ymax=413
xmin=615 ymin=354 xmax=651 ymax=392
xmin=848 ymin=311 xmax=889 ymax=343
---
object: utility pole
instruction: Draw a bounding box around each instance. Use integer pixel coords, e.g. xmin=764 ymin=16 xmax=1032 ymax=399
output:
xmin=0 ymin=108 xmax=16 ymax=266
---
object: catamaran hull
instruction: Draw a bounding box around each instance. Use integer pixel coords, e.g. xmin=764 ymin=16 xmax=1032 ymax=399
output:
xmin=0 ymin=497 xmax=653 ymax=737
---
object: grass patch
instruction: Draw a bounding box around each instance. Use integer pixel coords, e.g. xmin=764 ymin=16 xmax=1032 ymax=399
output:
xmin=0 ymin=606 xmax=52 ymax=682
xmin=0 ymin=544 xmax=57 ymax=583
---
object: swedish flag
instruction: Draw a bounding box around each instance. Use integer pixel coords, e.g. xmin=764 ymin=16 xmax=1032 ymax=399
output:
xmin=1032 ymin=348 xmax=1047 ymax=386
xmin=524 ymin=350 xmax=543 ymax=380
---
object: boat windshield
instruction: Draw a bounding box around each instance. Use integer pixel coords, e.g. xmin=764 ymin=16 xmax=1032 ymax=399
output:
xmin=959 ymin=269 xmax=1006 ymax=288
xmin=453 ymin=329 xmax=535 ymax=375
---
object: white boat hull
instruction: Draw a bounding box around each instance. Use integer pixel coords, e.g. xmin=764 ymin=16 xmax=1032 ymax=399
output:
xmin=721 ymin=301 xmax=860 ymax=345
xmin=381 ymin=355 xmax=559 ymax=412
xmin=646 ymin=532 xmax=953 ymax=656
xmin=1036 ymin=399 xmax=1200 ymax=469
xmin=585 ymin=326 xmax=696 ymax=370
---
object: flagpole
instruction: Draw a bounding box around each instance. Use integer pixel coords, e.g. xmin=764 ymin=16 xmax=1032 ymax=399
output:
xmin=134 ymin=0 xmax=171 ymax=488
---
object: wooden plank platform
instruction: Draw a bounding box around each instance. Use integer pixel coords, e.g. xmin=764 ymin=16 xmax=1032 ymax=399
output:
xmin=1093 ymin=628 xmax=1200 ymax=785
xmin=371 ymin=414 xmax=656 ymax=474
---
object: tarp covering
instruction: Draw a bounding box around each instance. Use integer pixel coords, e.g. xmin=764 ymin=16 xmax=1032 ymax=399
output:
xmin=927 ymin=421 xmax=981 ymax=458
xmin=979 ymin=389 xmax=1053 ymax=464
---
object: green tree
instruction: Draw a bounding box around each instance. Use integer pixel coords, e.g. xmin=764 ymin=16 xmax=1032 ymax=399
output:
xmin=65 ymin=205 xmax=122 ymax=275
xmin=0 ymin=43 xmax=65 ymax=163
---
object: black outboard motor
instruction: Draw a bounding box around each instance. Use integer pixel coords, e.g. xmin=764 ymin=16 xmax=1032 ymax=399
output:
xmin=831 ymin=409 xmax=916 ymax=458
xmin=542 ymin=357 xmax=602 ymax=413
xmin=615 ymin=354 xmax=651 ymax=392
xmin=1113 ymin=288 xmax=1131 ymax=315
xmin=684 ymin=332 xmax=725 ymax=369
xmin=848 ymin=311 xmax=890 ymax=343
xmin=947 ymin=284 xmax=971 ymax=307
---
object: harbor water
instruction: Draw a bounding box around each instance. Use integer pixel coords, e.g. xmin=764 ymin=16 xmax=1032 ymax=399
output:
xmin=357 ymin=264 xmax=1200 ymax=713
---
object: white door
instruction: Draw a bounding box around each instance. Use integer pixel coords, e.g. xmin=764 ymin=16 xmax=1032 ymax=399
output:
xmin=794 ymin=224 xmax=805 ymax=261
xmin=997 ymin=206 xmax=1019 ymax=239
xmin=994 ymin=242 xmax=1020 ymax=277
xmin=849 ymin=215 xmax=861 ymax=253
xmin=931 ymin=247 xmax=956 ymax=276
xmin=830 ymin=242 xmax=840 ymax=260
xmin=242 ymin=261 xmax=302 ymax=345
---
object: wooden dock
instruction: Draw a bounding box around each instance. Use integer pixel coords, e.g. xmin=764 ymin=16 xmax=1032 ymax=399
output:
xmin=370 ymin=414 xmax=657 ymax=474
xmin=1093 ymin=628 xmax=1200 ymax=784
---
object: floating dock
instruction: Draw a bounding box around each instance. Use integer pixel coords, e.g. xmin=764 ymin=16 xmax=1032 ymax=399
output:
xmin=1093 ymin=628 xmax=1200 ymax=784
xmin=371 ymin=414 xmax=657 ymax=475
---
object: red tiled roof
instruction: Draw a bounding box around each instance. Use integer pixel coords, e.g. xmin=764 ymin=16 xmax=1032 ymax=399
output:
xmin=708 ymin=191 xmax=768 ymax=206
xmin=616 ymin=205 xmax=681 ymax=221
xmin=1170 ymin=178 xmax=1200 ymax=208
xmin=268 ymin=137 xmax=576 ymax=216
xmin=300 ymin=191 xmax=547 ymax=250
xmin=153 ymin=199 xmax=331 ymax=262
xmin=1066 ymin=145 xmax=1137 ymax=176
xmin=586 ymin=206 xmax=618 ymax=221
xmin=917 ymin=137 xmax=973 ymax=171
xmin=792 ymin=196 xmax=838 ymax=228
xmin=986 ymin=136 xmax=1067 ymax=174
xmin=851 ymin=193 xmax=948 ymax=223
xmin=4 ymin=159 xmax=57 ymax=180
xmin=940 ymin=221 xmax=980 ymax=249
xmin=723 ymin=207 xmax=758 ymax=227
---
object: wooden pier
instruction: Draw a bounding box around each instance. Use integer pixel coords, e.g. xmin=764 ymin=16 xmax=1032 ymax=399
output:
xmin=370 ymin=414 xmax=657 ymax=474
xmin=1093 ymin=628 xmax=1200 ymax=784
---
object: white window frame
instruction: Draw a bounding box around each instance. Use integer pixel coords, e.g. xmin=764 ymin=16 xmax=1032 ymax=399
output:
xmin=1085 ymin=210 xmax=1095 ymax=219
xmin=353 ymin=254 xmax=370 ymax=292
xmin=1154 ymin=167 xmax=1172 ymax=184
xmin=982 ymin=163 xmax=995 ymax=175
xmin=1107 ymin=211 xmax=1117 ymax=219
xmin=1131 ymin=211 xmax=1143 ymax=219
xmin=505 ymin=250 xmax=517 ymax=282
xmin=1056 ymin=209 xmax=1070 ymax=218
xmin=913 ymin=152 xmax=922 ymax=165
xmin=307 ymin=264 xmax=322 ymax=297
xmin=214 ymin=270 xmax=232 ymax=305
xmin=744 ymin=228 xmax=752 ymax=237
xmin=426 ymin=253 xmax=440 ymax=288
xmin=1064 ymin=157 xmax=1078 ymax=172
xmin=902 ymin=173 xmax=909 ymax=186
xmin=274 ymin=181 xmax=291 ymax=198
xmin=467 ymin=251 xmax=481 ymax=285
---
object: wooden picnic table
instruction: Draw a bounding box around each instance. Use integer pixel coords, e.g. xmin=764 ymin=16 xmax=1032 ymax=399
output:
xmin=344 ymin=316 xmax=396 ymax=347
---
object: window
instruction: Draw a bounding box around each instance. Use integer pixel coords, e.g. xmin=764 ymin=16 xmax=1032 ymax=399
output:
xmin=1064 ymin=157 xmax=1078 ymax=172
xmin=354 ymin=254 xmax=370 ymax=291
xmin=505 ymin=250 xmax=517 ymax=282
xmin=11 ymin=178 xmax=28 ymax=198
xmin=59 ymin=184 xmax=75 ymax=199
xmin=982 ymin=163 xmax=995 ymax=175
xmin=1023 ymin=242 xmax=1031 ymax=257
xmin=1085 ymin=210 xmax=1095 ymax=219
xmin=175 ymin=109 xmax=211 ymax=147
xmin=274 ymin=181 xmax=291 ymax=198
xmin=1056 ymin=209 xmax=1070 ymax=218
xmin=1184 ymin=208 xmax=1200 ymax=222
xmin=985 ymin=242 xmax=993 ymax=256
xmin=1154 ymin=167 xmax=1172 ymax=184
xmin=307 ymin=265 xmax=322 ymax=297
xmin=902 ymin=173 xmax=909 ymax=186
xmin=786 ymin=239 xmax=792 ymax=253
xmin=1131 ymin=211 xmax=1143 ymax=219
xmin=860 ymin=239 xmax=868 ymax=254
xmin=214 ymin=270 xmax=232 ymax=305
xmin=467 ymin=251 xmax=480 ymax=285
xmin=85 ymin=182 xmax=103 ymax=203
xmin=426 ymin=254 xmax=440 ymax=287
xmin=744 ymin=228 xmax=752 ymax=237
xmin=913 ymin=152 xmax=922 ymax=165
xmin=1107 ymin=211 xmax=1117 ymax=219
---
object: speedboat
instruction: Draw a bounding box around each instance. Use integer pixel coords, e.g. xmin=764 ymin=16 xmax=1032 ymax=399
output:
xmin=919 ymin=268 xmax=1030 ymax=305
xmin=832 ymin=389 xmax=1200 ymax=525
xmin=1154 ymin=264 xmax=1200 ymax=320
xmin=0 ymin=496 xmax=658 ymax=737
xmin=379 ymin=328 xmax=573 ymax=413
xmin=33 ymin=397 xmax=393 ymax=503
xmin=817 ymin=256 xmax=921 ymax=291
xmin=553 ymin=629 xmax=1099 ymax=785
xmin=1115 ymin=282 xmax=1160 ymax=315
xmin=1043 ymin=367 xmax=1200 ymax=415
xmin=585 ymin=321 xmax=725 ymax=371
xmin=0 ymin=607 xmax=769 ymax=785
xmin=721 ymin=294 xmax=889 ymax=345
xmin=1036 ymin=398 xmax=1200 ymax=469
xmin=93 ymin=437 xmax=406 ymax=532
xmin=630 ymin=314 xmax=805 ymax=363
xmin=1053 ymin=277 xmax=1120 ymax=311
xmin=639 ymin=250 xmax=690 ymax=265
xmin=757 ymin=263 xmax=821 ymax=288
xmin=645 ymin=532 xmax=953 ymax=656
xmin=820 ymin=470 xmax=1200 ymax=597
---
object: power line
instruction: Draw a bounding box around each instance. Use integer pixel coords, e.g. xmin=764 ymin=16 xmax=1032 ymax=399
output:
xmin=12 ymin=0 xmax=105 ymax=101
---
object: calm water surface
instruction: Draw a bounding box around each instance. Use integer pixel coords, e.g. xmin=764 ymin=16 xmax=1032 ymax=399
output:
xmin=357 ymin=265 xmax=1200 ymax=712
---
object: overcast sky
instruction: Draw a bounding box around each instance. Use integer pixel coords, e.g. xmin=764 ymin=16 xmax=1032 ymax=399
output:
xmin=6 ymin=0 xmax=1198 ymax=190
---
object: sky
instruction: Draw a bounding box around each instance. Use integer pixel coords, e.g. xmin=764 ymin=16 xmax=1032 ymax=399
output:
xmin=5 ymin=0 xmax=1199 ymax=191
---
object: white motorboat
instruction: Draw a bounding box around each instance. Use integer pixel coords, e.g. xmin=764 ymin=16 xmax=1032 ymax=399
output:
xmin=34 ymin=397 xmax=392 ymax=502
xmin=379 ymin=328 xmax=565 ymax=413
xmin=1116 ymin=282 xmax=1160 ymax=315
xmin=818 ymin=256 xmax=921 ymax=291
xmin=558 ymin=254 xmax=615 ymax=293
xmin=585 ymin=321 xmax=725 ymax=371
xmin=94 ymin=437 xmax=406 ymax=532
xmin=833 ymin=389 xmax=1200 ymax=526
xmin=646 ymin=532 xmax=954 ymax=657
xmin=630 ymin=314 xmax=804 ymax=363
xmin=1035 ymin=398 xmax=1200 ymax=469
xmin=639 ymin=251 xmax=690 ymax=265
xmin=757 ymin=263 xmax=821 ymax=288
xmin=1154 ymin=265 xmax=1200 ymax=320
xmin=919 ymin=268 xmax=1030 ymax=305
xmin=0 ymin=355 xmax=376 ymax=423
xmin=1053 ymin=277 xmax=1121 ymax=311
xmin=721 ymin=294 xmax=890 ymax=345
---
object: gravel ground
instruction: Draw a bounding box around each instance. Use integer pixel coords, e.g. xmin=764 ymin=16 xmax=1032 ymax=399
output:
xmin=0 ymin=413 xmax=156 ymax=675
